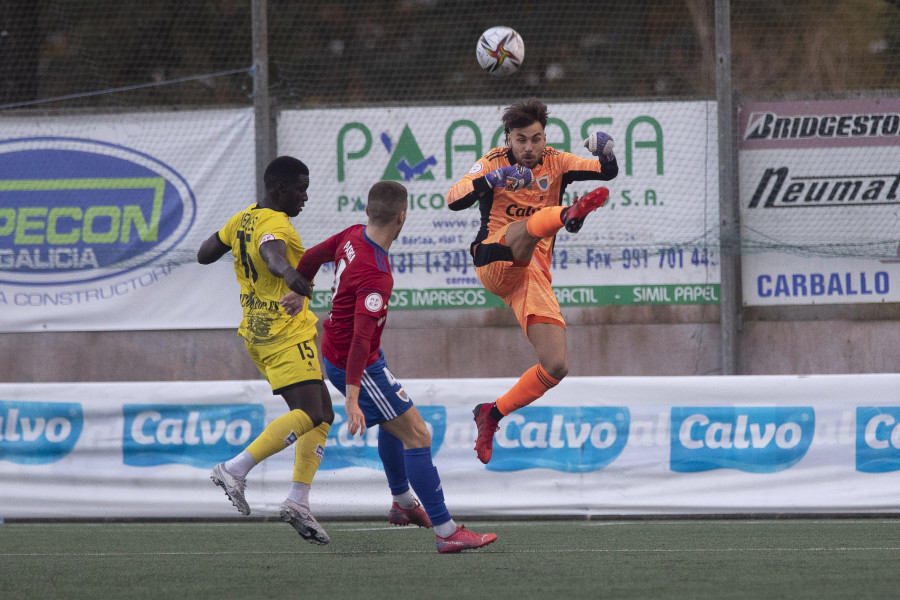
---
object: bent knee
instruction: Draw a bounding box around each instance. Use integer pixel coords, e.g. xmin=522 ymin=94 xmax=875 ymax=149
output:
xmin=542 ymin=361 xmax=568 ymax=382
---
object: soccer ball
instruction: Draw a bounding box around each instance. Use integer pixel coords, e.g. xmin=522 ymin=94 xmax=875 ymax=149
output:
xmin=476 ymin=26 xmax=524 ymax=76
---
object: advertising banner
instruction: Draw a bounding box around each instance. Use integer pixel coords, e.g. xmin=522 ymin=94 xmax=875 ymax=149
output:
xmin=0 ymin=108 xmax=253 ymax=331
xmin=739 ymin=99 xmax=900 ymax=306
xmin=1 ymin=375 xmax=898 ymax=519
xmin=278 ymin=102 xmax=721 ymax=310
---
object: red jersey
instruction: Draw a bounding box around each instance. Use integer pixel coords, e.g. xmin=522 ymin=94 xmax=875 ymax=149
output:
xmin=296 ymin=224 xmax=392 ymax=374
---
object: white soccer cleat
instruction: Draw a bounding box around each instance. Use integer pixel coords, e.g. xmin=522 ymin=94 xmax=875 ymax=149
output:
xmin=210 ymin=463 xmax=250 ymax=516
xmin=280 ymin=499 xmax=330 ymax=545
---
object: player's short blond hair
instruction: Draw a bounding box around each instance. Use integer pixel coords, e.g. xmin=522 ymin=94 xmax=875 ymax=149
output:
xmin=367 ymin=181 xmax=408 ymax=225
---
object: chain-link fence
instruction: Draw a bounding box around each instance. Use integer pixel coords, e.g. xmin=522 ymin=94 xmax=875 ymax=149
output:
xmin=2 ymin=0 xmax=899 ymax=264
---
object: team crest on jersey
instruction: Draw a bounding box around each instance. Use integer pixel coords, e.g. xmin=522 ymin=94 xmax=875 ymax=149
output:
xmin=468 ymin=162 xmax=484 ymax=175
xmin=365 ymin=292 xmax=383 ymax=312
xmin=536 ymin=175 xmax=550 ymax=191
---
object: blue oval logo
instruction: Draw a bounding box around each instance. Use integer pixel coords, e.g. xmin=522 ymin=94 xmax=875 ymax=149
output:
xmin=487 ymin=406 xmax=630 ymax=473
xmin=0 ymin=137 xmax=196 ymax=285
xmin=671 ymin=406 xmax=815 ymax=473
xmin=123 ymin=404 xmax=265 ymax=468
xmin=856 ymin=406 xmax=900 ymax=473
xmin=0 ymin=400 xmax=84 ymax=465
xmin=323 ymin=406 xmax=447 ymax=469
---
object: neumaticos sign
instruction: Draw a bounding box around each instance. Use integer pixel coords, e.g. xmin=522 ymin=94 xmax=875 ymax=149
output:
xmin=0 ymin=137 xmax=196 ymax=285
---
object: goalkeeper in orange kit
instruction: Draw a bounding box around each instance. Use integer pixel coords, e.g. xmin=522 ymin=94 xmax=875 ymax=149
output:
xmin=446 ymin=97 xmax=618 ymax=464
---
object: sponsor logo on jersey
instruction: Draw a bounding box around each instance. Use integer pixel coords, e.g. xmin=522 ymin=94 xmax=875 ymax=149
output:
xmin=505 ymin=203 xmax=540 ymax=217
xmin=343 ymin=240 xmax=355 ymax=263
xmin=486 ymin=406 xmax=629 ymax=472
xmin=123 ymin=404 xmax=263 ymax=468
xmin=0 ymin=137 xmax=196 ymax=285
xmin=0 ymin=400 xmax=83 ymax=464
xmin=670 ymin=406 xmax=814 ymax=473
xmin=856 ymin=407 xmax=900 ymax=472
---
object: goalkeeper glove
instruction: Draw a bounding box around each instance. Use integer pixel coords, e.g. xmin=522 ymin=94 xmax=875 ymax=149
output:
xmin=484 ymin=165 xmax=533 ymax=191
xmin=584 ymin=132 xmax=615 ymax=165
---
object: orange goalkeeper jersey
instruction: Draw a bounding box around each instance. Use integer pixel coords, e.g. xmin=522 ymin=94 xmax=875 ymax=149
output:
xmin=446 ymin=146 xmax=614 ymax=270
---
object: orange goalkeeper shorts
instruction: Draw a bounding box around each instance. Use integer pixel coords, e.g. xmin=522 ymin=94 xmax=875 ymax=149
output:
xmin=474 ymin=225 xmax=565 ymax=333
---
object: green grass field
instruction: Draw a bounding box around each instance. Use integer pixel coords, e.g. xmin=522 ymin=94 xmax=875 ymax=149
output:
xmin=3 ymin=518 xmax=899 ymax=599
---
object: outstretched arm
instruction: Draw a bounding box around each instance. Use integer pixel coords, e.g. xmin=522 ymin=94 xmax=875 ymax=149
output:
xmin=584 ymin=131 xmax=619 ymax=180
xmin=447 ymin=163 xmax=533 ymax=211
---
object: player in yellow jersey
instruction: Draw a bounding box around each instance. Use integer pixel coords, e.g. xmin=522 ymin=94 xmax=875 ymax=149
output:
xmin=197 ymin=156 xmax=334 ymax=544
xmin=446 ymin=98 xmax=618 ymax=464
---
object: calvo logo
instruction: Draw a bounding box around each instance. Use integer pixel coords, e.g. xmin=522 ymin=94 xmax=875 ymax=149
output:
xmin=856 ymin=407 xmax=900 ymax=473
xmin=671 ymin=406 xmax=814 ymax=473
xmin=0 ymin=400 xmax=84 ymax=464
xmin=0 ymin=137 xmax=196 ymax=285
xmin=487 ymin=406 xmax=630 ymax=473
xmin=123 ymin=404 xmax=263 ymax=468
xmin=323 ymin=406 xmax=447 ymax=469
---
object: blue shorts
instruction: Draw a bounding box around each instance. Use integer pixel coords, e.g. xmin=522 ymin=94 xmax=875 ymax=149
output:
xmin=324 ymin=349 xmax=414 ymax=428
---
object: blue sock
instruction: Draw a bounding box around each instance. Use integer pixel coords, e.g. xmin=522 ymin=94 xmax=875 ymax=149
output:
xmin=378 ymin=428 xmax=409 ymax=495
xmin=404 ymin=447 xmax=451 ymax=527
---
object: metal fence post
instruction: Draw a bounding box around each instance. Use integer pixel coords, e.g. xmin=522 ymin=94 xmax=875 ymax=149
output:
xmin=716 ymin=0 xmax=740 ymax=374
xmin=252 ymin=0 xmax=274 ymax=201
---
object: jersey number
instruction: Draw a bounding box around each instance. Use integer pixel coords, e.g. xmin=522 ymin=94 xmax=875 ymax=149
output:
xmin=237 ymin=230 xmax=259 ymax=282
xmin=297 ymin=340 xmax=315 ymax=360
xmin=328 ymin=258 xmax=347 ymax=321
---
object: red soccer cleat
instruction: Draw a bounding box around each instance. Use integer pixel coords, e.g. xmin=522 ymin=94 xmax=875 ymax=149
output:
xmin=473 ymin=403 xmax=500 ymax=464
xmin=388 ymin=500 xmax=432 ymax=528
xmin=563 ymin=186 xmax=609 ymax=233
xmin=436 ymin=525 xmax=498 ymax=554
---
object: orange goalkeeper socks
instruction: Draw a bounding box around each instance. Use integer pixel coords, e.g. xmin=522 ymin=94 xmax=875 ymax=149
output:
xmin=495 ymin=364 xmax=561 ymax=415
xmin=525 ymin=206 xmax=566 ymax=238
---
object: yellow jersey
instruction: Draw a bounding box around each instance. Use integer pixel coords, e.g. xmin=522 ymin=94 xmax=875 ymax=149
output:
xmin=218 ymin=204 xmax=317 ymax=355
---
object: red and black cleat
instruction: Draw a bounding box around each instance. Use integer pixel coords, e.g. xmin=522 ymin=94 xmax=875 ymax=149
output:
xmin=563 ymin=186 xmax=609 ymax=233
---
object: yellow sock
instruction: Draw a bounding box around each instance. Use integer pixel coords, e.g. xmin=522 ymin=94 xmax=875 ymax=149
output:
xmin=525 ymin=206 xmax=566 ymax=238
xmin=245 ymin=409 xmax=314 ymax=463
xmin=495 ymin=365 xmax=560 ymax=415
xmin=293 ymin=422 xmax=331 ymax=485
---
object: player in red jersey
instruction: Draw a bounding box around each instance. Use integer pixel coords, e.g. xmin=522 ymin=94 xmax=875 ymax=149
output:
xmin=281 ymin=181 xmax=497 ymax=554
xmin=446 ymin=97 xmax=618 ymax=464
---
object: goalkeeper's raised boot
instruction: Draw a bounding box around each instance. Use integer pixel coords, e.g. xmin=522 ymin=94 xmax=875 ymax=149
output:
xmin=280 ymin=499 xmax=330 ymax=545
xmin=473 ymin=403 xmax=500 ymax=464
xmin=210 ymin=463 xmax=250 ymax=516
xmin=436 ymin=525 xmax=498 ymax=554
xmin=389 ymin=500 xmax=433 ymax=528
xmin=563 ymin=186 xmax=609 ymax=233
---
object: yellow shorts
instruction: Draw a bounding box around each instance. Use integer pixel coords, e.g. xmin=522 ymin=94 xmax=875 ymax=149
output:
xmin=244 ymin=337 xmax=323 ymax=395
xmin=474 ymin=225 xmax=565 ymax=333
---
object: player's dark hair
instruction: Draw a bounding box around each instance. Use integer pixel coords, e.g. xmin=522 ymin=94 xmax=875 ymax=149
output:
xmin=264 ymin=155 xmax=309 ymax=190
xmin=367 ymin=181 xmax=408 ymax=225
xmin=502 ymin=97 xmax=549 ymax=134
